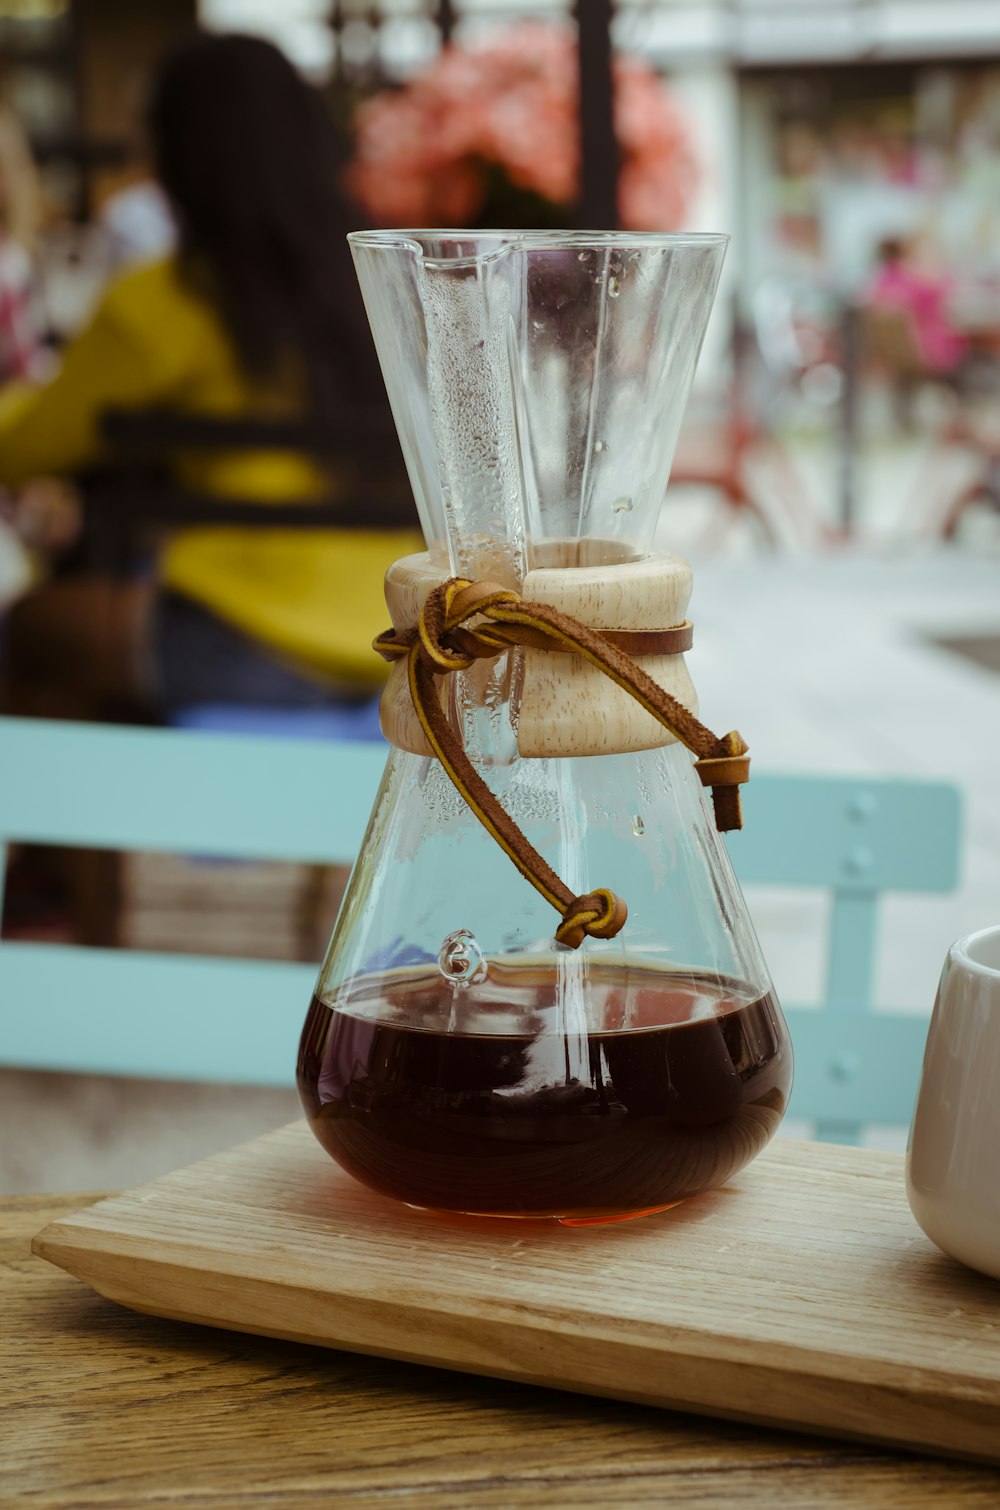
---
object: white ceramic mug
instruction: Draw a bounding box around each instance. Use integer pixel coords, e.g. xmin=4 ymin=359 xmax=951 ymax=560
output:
xmin=906 ymin=924 xmax=1000 ymax=1281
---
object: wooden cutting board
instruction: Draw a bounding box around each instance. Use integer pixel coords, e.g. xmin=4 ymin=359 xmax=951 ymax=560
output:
xmin=33 ymin=1122 xmax=1000 ymax=1466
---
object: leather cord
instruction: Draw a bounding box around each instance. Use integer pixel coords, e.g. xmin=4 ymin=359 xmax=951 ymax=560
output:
xmin=375 ymin=577 xmax=749 ymax=950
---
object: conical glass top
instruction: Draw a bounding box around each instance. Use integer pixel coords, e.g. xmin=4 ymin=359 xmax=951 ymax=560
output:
xmin=350 ymin=230 xmax=727 ymax=581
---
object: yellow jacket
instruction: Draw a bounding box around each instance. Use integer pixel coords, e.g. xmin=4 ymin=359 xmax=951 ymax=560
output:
xmin=0 ymin=257 xmax=420 ymax=687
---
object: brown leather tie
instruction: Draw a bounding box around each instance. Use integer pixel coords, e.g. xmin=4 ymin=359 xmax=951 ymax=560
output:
xmin=376 ymin=577 xmax=750 ymax=949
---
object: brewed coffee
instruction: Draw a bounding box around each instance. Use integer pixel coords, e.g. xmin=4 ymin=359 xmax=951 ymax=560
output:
xmin=298 ymin=963 xmax=791 ymax=1221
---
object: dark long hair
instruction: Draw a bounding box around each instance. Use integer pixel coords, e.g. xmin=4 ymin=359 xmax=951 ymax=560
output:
xmin=148 ymin=31 xmax=383 ymax=417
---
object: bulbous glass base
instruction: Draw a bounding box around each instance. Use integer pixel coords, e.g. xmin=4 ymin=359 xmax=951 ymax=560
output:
xmin=297 ymin=958 xmax=792 ymax=1223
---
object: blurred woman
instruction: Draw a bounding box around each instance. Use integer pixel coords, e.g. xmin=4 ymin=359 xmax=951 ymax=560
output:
xmin=0 ymin=107 xmax=42 ymax=383
xmin=0 ymin=33 xmax=418 ymax=719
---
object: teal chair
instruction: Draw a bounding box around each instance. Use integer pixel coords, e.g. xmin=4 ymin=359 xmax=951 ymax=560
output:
xmin=0 ymin=717 xmax=961 ymax=1141
xmin=728 ymin=775 xmax=962 ymax=1142
xmin=0 ymin=716 xmax=386 ymax=1084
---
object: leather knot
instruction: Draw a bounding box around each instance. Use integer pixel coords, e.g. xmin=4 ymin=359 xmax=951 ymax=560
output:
xmin=416 ymin=579 xmax=520 ymax=673
xmin=555 ymin=888 xmax=628 ymax=949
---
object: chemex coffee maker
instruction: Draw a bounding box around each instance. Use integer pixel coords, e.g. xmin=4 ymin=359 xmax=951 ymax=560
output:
xmin=297 ymin=231 xmax=792 ymax=1224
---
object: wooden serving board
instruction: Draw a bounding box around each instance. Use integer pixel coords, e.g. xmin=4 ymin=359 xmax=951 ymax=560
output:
xmin=33 ymin=1122 xmax=1000 ymax=1466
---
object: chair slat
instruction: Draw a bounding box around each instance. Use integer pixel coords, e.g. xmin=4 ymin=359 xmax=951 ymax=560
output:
xmin=783 ymin=1007 xmax=928 ymax=1128
xmin=0 ymin=718 xmax=385 ymax=861
xmin=825 ymin=891 xmax=880 ymax=1012
xmin=0 ymin=943 xmax=310 ymax=1085
xmin=730 ymin=775 xmax=961 ymax=892
xmin=729 ymin=772 xmax=961 ymax=1140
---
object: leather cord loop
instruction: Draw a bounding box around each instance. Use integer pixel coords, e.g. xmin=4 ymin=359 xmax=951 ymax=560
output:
xmin=377 ymin=577 xmax=749 ymax=950
xmin=375 ymin=617 xmax=694 ymax=665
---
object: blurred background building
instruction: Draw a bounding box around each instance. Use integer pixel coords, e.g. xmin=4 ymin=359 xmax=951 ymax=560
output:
xmin=4 ymin=0 xmax=1000 ymax=536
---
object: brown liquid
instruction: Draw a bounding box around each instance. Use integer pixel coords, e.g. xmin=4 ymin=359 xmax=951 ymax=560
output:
xmin=297 ymin=964 xmax=792 ymax=1222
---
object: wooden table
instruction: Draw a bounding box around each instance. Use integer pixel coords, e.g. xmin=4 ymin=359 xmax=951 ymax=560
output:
xmin=5 ymin=1194 xmax=1000 ymax=1508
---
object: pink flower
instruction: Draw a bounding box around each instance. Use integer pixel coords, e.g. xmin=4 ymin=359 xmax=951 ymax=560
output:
xmin=348 ymin=21 xmax=697 ymax=231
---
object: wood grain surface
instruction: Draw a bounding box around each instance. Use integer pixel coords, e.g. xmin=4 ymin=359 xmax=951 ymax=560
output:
xmin=6 ymin=1190 xmax=1000 ymax=1508
xmin=29 ymin=1123 xmax=1000 ymax=1477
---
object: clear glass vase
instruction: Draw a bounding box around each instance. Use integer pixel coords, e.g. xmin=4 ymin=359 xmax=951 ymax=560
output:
xmin=297 ymin=231 xmax=793 ymax=1223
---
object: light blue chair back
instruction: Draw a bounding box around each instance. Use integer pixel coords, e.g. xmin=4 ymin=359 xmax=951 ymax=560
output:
xmin=1 ymin=719 xmax=961 ymax=1143
xmin=728 ymin=774 xmax=962 ymax=1142
xmin=0 ymin=717 xmax=386 ymax=1085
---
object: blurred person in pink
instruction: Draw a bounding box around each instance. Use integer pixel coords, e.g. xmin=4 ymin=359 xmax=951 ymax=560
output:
xmin=866 ymin=236 xmax=968 ymax=376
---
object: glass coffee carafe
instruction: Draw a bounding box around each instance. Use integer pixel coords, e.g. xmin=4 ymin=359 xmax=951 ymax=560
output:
xmin=297 ymin=231 xmax=792 ymax=1224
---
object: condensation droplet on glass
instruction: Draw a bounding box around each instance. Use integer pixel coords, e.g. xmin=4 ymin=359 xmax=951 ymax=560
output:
xmin=437 ymin=928 xmax=488 ymax=987
xmin=608 ymin=276 xmax=621 ymax=298
xmin=577 ymin=250 xmax=589 ymax=262
xmin=632 ymin=815 xmax=645 ymax=837
xmin=531 ymin=319 xmax=545 ymax=331
xmin=612 ymin=496 xmax=633 ymax=514
xmin=594 ymin=439 xmax=608 ymax=454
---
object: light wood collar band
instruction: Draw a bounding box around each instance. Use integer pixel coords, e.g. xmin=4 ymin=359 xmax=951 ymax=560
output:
xmin=375 ymin=577 xmax=749 ymax=950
